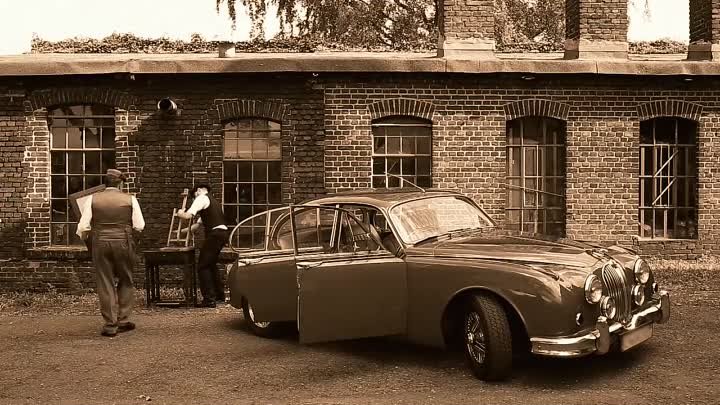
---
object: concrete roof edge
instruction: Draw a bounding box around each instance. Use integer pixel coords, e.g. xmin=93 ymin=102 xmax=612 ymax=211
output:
xmin=1 ymin=54 xmax=720 ymax=76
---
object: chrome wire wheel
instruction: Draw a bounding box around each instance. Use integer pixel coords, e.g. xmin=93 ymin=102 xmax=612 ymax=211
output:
xmin=465 ymin=311 xmax=487 ymax=365
xmin=247 ymin=303 xmax=270 ymax=329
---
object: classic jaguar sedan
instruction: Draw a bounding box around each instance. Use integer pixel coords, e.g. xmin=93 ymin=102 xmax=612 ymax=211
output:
xmin=226 ymin=189 xmax=670 ymax=381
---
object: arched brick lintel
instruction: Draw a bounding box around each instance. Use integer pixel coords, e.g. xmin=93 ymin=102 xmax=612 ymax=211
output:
xmin=216 ymin=100 xmax=287 ymax=122
xmin=637 ymin=100 xmax=704 ymax=122
xmin=503 ymin=99 xmax=571 ymax=121
xmin=29 ymin=88 xmax=137 ymax=111
xmin=368 ymin=98 xmax=435 ymax=121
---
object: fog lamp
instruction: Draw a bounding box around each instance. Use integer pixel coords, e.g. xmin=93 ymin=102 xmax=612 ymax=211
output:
xmin=600 ymin=296 xmax=617 ymax=320
xmin=632 ymin=284 xmax=646 ymax=306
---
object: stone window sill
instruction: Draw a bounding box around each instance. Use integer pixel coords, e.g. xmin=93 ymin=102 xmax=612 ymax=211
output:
xmin=26 ymin=246 xmax=91 ymax=261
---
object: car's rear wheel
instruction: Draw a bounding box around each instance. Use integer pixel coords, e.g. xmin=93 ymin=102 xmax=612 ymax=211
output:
xmin=463 ymin=294 xmax=513 ymax=381
xmin=242 ymin=299 xmax=285 ymax=338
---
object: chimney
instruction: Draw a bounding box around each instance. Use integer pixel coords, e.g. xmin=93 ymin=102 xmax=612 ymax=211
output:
xmin=437 ymin=0 xmax=495 ymax=58
xmin=688 ymin=0 xmax=720 ymax=60
xmin=564 ymin=0 xmax=628 ymax=59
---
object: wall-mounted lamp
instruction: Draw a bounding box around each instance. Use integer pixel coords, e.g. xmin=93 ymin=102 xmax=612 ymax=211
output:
xmin=157 ymin=98 xmax=178 ymax=114
xmin=521 ymin=75 xmax=536 ymax=81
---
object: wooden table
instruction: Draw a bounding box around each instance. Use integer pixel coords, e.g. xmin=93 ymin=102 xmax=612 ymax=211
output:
xmin=143 ymin=247 xmax=197 ymax=307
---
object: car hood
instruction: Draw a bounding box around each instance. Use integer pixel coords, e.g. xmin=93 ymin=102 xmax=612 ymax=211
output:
xmin=419 ymin=234 xmax=604 ymax=269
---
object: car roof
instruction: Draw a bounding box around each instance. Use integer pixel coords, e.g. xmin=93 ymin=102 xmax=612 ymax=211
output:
xmin=304 ymin=188 xmax=465 ymax=210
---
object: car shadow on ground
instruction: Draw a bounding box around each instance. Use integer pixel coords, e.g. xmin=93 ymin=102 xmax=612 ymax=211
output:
xmin=224 ymin=315 xmax=655 ymax=385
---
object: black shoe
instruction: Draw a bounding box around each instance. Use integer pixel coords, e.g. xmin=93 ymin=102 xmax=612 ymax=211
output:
xmin=118 ymin=322 xmax=136 ymax=333
xmin=101 ymin=329 xmax=117 ymax=337
xmin=200 ymin=301 xmax=216 ymax=308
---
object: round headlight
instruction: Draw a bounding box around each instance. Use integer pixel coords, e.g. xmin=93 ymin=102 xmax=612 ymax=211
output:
xmin=633 ymin=259 xmax=651 ymax=284
xmin=584 ymin=275 xmax=603 ymax=304
xmin=600 ymin=296 xmax=617 ymax=320
xmin=632 ymin=284 xmax=646 ymax=306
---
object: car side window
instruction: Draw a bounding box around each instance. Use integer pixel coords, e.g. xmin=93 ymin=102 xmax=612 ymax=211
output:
xmin=273 ymin=207 xmax=337 ymax=253
xmin=337 ymin=211 xmax=382 ymax=253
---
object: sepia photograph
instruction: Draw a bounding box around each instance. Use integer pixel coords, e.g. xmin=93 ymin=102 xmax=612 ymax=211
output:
xmin=0 ymin=0 xmax=718 ymax=404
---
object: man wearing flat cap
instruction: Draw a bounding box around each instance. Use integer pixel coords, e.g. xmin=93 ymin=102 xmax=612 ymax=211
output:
xmin=77 ymin=169 xmax=145 ymax=337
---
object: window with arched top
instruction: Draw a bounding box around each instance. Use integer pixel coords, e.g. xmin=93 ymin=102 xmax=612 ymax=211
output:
xmin=506 ymin=117 xmax=566 ymax=237
xmin=639 ymin=117 xmax=698 ymax=239
xmin=371 ymin=116 xmax=432 ymax=188
xmin=49 ymin=104 xmax=116 ymax=246
xmin=222 ymin=119 xmax=283 ymax=227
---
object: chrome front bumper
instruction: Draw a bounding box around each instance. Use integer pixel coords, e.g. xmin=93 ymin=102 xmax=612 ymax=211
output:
xmin=530 ymin=290 xmax=670 ymax=358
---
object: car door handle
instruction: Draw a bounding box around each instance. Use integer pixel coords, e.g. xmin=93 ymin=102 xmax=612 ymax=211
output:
xmin=239 ymin=258 xmax=263 ymax=266
xmin=297 ymin=261 xmax=323 ymax=271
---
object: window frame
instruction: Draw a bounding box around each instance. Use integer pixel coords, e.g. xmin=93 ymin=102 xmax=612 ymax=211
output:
xmin=505 ymin=116 xmax=567 ymax=237
xmin=48 ymin=104 xmax=116 ymax=246
xmin=638 ymin=117 xmax=698 ymax=240
xmin=371 ymin=116 xmax=433 ymax=189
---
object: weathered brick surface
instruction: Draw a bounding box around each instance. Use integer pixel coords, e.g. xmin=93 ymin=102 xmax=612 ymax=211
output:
xmin=437 ymin=0 xmax=494 ymax=41
xmin=565 ymin=0 xmax=628 ymax=42
xmin=689 ymin=0 xmax=720 ymax=44
xmin=0 ymin=87 xmax=27 ymax=259
xmin=4 ymin=73 xmax=720 ymax=290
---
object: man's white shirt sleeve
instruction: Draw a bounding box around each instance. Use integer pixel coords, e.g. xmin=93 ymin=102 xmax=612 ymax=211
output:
xmin=131 ymin=196 xmax=145 ymax=232
xmin=186 ymin=194 xmax=210 ymax=216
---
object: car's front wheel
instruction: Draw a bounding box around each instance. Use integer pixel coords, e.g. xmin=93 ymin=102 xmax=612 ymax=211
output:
xmin=241 ymin=299 xmax=285 ymax=338
xmin=463 ymin=294 xmax=513 ymax=381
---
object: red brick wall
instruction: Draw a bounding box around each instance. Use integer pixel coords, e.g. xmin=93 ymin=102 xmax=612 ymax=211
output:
xmin=3 ymin=73 xmax=720 ymax=291
xmin=565 ymin=0 xmax=628 ymax=42
xmin=437 ymin=0 xmax=494 ymax=41
xmin=689 ymin=0 xmax=720 ymax=44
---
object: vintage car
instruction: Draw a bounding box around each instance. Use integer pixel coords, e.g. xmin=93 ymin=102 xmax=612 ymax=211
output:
xmin=226 ymin=189 xmax=670 ymax=381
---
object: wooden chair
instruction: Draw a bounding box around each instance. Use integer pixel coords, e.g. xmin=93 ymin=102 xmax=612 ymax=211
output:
xmin=167 ymin=188 xmax=194 ymax=247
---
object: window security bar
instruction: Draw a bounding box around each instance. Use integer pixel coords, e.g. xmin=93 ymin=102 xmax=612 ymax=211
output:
xmin=503 ymin=183 xmax=565 ymax=199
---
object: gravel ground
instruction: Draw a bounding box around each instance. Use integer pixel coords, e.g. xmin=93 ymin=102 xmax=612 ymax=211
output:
xmin=0 ymin=287 xmax=718 ymax=405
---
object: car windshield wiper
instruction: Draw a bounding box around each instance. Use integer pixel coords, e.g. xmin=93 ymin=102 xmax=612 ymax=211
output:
xmin=449 ymin=226 xmax=484 ymax=236
xmin=413 ymin=233 xmax=451 ymax=246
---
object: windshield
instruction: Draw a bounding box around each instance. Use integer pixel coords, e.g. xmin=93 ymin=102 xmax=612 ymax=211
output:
xmin=388 ymin=196 xmax=494 ymax=245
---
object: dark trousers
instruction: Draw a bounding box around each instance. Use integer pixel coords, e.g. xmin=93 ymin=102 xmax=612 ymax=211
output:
xmin=198 ymin=228 xmax=229 ymax=302
xmin=91 ymin=232 xmax=135 ymax=330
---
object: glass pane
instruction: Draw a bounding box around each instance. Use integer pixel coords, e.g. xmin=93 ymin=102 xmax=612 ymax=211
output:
xmin=267 ymin=161 xmax=281 ymax=182
xmin=253 ymin=119 xmax=270 ymax=131
xmin=69 ymin=224 xmax=83 ymax=246
xmin=51 ymin=152 xmax=66 ymax=174
xmin=68 ymin=176 xmax=83 ymax=194
xmin=417 ymin=157 xmax=431 ymax=176
xmin=508 ymin=179 xmax=522 ymax=208
xmin=373 ymin=176 xmax=386 ymax=188
xmin=253 ymin=184 xmax=267 ymax=204
xmin=101 ymin=127 xmax=115 ymax=148
xmin=238 ymin=184 xmax=252 ymax=204
xmin=224 ymin=205 xmax=238 ymax=226
xmin=236 ymin=120 xmax=252 ymax=131
xmin=101 ymin=151 xmax=115 ymax=172
xmin=237 ymin=140 xmax=252 ymax=159
xmin=253 ymin=162 xmax=268 ymax=182
xmin=508 ymin=147 xmax=521 ymax=177
xmin=85 ymin=152 xmax=101 ymax=174
xmin=86 ymin=176 xmax=102 ymax=189
xmin=401 ymin=137 xmax=415 ymax=154
xmin=416 ymin=176 xmax=432 ymax=188
xmin=68 ymin=153 xmax=83 ymax=174
xmin=89 ymin=105 xmax=114 ymax=115
xmin=224 ymin=163 xmax=238 ymax=182
xmin=401 ymin=158 xmax=416 ymax=176
xmin=51 ymin=200 xmax=67 ymax=222
xmin=387 ymin=137 xmax=401 ymax=154
xmin=268 ymin=121 xmax=281 ymax=131
xmin=49 ymin=117 xmax=67 ymax=127
xmin=507 ymin=120 xmax=521 ymax=145
xmin=238 ymin=205 xmax=252 ymax=222
xmin=51 ymin=176 xmax=67 ymax=198
xmin=416 ymin=136 xmax=431 ymax=155
xmin=268 ymin=183 xmax=282 ymax=204
xmin=52 ymin=223 xmax=67 ymax=245
xmin=373 ymin=158 xmax=385 ymax=176
xmin=224 ymin=183 xmax=238 ymax=204
xmin=252 ymin=140 xmax=268 ymax=159
xmin=268 ymin=139 xmax=281 ymax=159
xmin=525 ymin=147 xmax=538 ymax=176
xmin=374 ymin=136 xmax=386 ymax=154
xmin=224 ymin=139 xmax=239 ymax=159
xmin=387 ymin=158 xmax=400 ymax=174
xmin=85 ymin=127 xmax=100 ymax=148
xmin=51 ymin=128 xmax=66 ymax=149
xmin=506 ymin=210 xmax=521 ymax=227
xmin=678 ymin=119 xmax=697 ymax=144
xmin=238 ymin=162 xmax=252 ymax=182
xmin=388 ymin=176 xmax=400 ymax=188
xmin=67 ymin=127 xmax=82 ymax=149
xmin=224 ymin=121 xmax=238 ymax=132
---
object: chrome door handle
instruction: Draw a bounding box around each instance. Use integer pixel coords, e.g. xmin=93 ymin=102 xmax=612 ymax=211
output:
xmin=239 ymin=258 xmax=263 ymax=266
xmin=296 ymin=261 xmax=323 ymax=271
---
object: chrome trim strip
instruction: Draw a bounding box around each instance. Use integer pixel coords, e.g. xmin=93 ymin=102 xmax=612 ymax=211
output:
xmin=530 ymin=292 xmax=669 ymax=357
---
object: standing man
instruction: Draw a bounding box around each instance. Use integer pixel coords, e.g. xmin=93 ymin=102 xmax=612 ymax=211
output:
xmin=77 ymin=169 xmax=145 ymax=337
xmin=177 ymin=184 xmax=228 ymax=308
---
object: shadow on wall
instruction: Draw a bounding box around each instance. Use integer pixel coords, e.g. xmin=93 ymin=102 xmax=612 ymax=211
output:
xmin=0 ymin=222 xmax=26 ymax=259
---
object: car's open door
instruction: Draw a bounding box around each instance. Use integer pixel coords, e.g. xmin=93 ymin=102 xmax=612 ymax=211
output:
xmin=228 ymin=207 xmax=297 ymax=322
xmin=290 ymin=205 xmax=407 ymax=344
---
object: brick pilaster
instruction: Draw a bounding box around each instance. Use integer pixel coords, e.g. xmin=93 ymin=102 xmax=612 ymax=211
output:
xmin=688 ymin=0 xmax=720 ymax=61
xmin=437 ymin=0 xmax=495 ymax=58
xmin=564 ymin=0 xmax=629 ymax=60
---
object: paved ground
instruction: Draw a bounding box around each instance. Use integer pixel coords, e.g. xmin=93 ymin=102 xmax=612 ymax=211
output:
xmin=1 ymin=292 xmax=718 ymax=405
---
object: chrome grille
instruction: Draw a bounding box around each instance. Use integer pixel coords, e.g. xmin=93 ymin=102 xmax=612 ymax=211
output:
xmin=602 ymin=261 xmax=631 ymax=323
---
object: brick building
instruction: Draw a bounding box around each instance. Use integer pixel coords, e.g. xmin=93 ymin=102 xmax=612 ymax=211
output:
xmin=1 ymin=0 xmax=720 ymax=291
